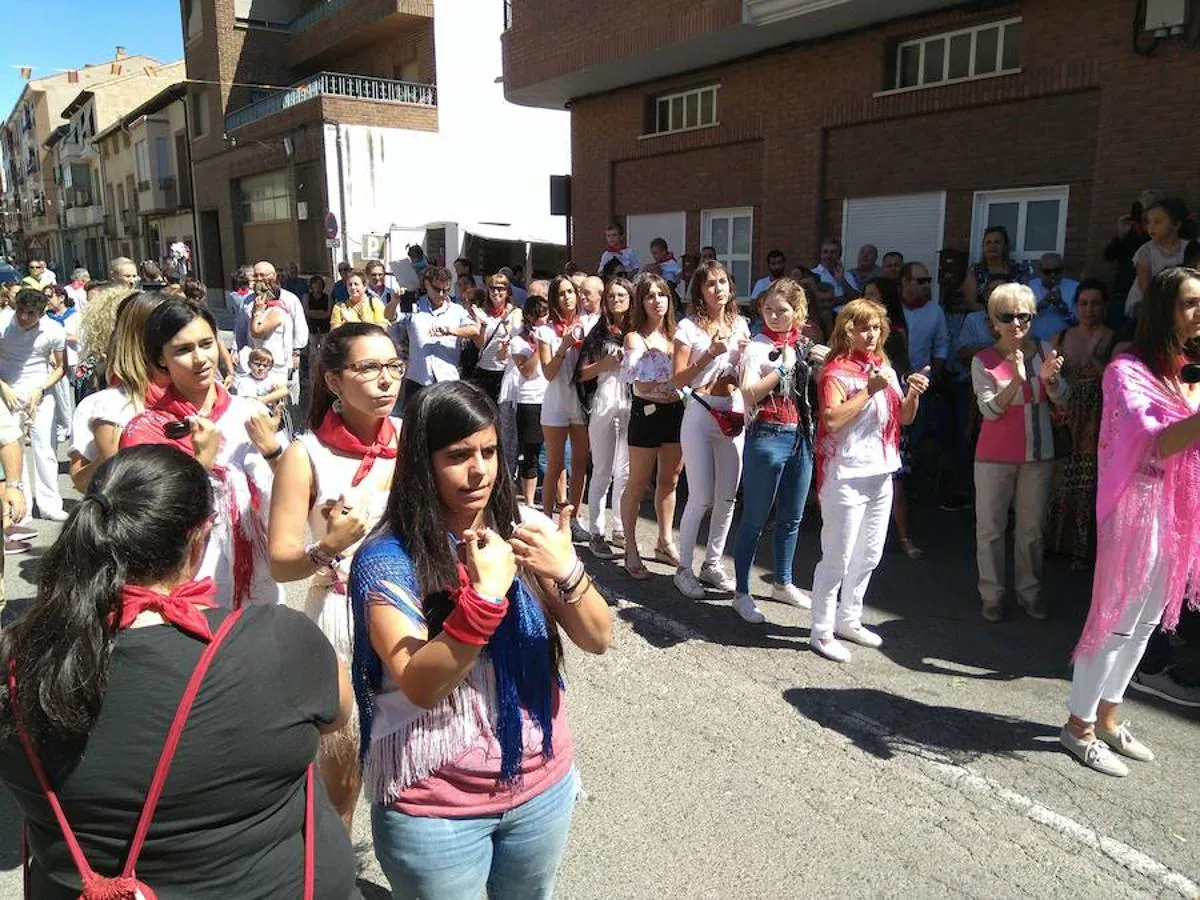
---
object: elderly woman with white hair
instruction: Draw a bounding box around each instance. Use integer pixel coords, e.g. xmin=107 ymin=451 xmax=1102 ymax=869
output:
xmin=971 ymin=282 xmax=1069 ymax=622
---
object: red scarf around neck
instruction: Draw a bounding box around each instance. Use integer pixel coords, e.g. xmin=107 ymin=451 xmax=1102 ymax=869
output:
xmin=606 ymin=241 xmax=627 ymax=253
xmin=113 ymin=578 xmax=218 ymax=642
xmin=315 ymin=411 xmax=397 ymax=487
xmin=765 ymin=326 xmax=799 ymax=348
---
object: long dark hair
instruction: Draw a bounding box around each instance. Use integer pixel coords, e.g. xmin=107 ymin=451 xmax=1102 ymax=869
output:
xmin=0 ymin=446 xmax=214 ymax=766
xmin=144 ymin=298 xmax=219 ymax=374
xmin=546 ymin=275 xmax=577 ymax=325
xmin=576 ymin=277 xmax=633 ymax=372
xmin=864 ymin=276 xmax=911 ymax=373
xmin=308 ymin=322 xmax=391 ymax=430
xmin=383 ymin=383 xmax=565 ymax=671
xmin=1133 ymin=267 xmax=1200 ymax=379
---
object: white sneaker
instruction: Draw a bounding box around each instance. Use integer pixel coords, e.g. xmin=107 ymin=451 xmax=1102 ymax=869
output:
xmin=835 ymin=624 xmax=883 ymax=649
xmin=1059 ymin=728 xmax=1130 ymax=777
xmin=40 ymin=508 xmax=69 ymax=523
xmin=811 ymin=637 xmax=852 ymax=663
xmin=698 ymin=563 xmax=735 ymax=592
xmin=673 ymin=568 xmax=707 ymax=599
xmin=733 ymin=593 xmax=766 ymax=623
xmin=1095 ymin=722 xmax=1155 ymax=762
xmin=772 ymin=583 xmax=811 ymax=609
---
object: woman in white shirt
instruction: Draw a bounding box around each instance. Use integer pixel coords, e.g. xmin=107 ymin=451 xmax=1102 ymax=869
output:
xmin=809 ymin=298 xmax=929 ymax=663
xmin=507 ymin=293 xmax=551 ymax=506
xmin=671 ymin=260 xmax=750 ymax=600
xmin=467 ymin=273 xmax=522 ymax=402
xmin=575 ymin=277 xmax=632 ymax=558
xmin=535 ymin=275 xmax=590 ymax=542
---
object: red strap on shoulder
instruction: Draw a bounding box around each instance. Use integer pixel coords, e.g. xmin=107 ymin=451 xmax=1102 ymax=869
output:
xmin=7 ymin=607 xmax=246 ymax=892
xmin=122 ymin=607 xmax=245 ymax=876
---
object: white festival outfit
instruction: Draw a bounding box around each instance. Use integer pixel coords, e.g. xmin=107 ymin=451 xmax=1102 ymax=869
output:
xmin=535 ymin=322 xmax=587 ymax=428
xmin=809 ymin=352 xmax=904 ymax=642
xmin=674 ymin=314 xmax=750 ymax=574
xmin=584 ymin=336 xmax=631 ymax=539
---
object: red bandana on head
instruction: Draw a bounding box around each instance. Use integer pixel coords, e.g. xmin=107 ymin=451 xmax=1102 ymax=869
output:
xmin=315 ymin=411 xmax=397 ymax=487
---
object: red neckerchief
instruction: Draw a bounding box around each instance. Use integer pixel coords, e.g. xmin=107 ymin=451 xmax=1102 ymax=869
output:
xmin=552 ymin=317 xmax=578 ymax=338
xmin=315 ymin=411 xmax=397 ymax=487
xmin=765 ymin=325 xmax=799 ymax=348
xmin=814 ymin=349 xmax=901 ymax=494
xmin=112 ymin=578 xmax=218 ymax=642
xmin=606 ymin=241 xmax=627 ymax=253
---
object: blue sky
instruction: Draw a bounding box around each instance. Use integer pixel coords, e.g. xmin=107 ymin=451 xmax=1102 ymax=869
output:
xmin=0 ymin=0 xmax=184 ymax=118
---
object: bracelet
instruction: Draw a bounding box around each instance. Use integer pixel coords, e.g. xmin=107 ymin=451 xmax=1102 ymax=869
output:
xmin=305 ymin=541 xmax=341 ymax=569
xmin=556 ymin=558 xmax=586 ymax=600
xmin=261 ymin=444 xmax=283 ymax=461
xmin=774 ymin=364 xmax=788 ymax=378
xmin=563 ymin=574 xmax=592 ymax=605
xmin=4 ymin=481 xmax=24 ymax=492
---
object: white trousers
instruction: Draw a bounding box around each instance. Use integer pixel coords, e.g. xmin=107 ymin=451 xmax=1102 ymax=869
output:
xmin=809 ymin=473 xmax=892 ymax=642
xmin=678 ymin=400 xmax=744 ymax=572
xmin=974 ymin=460 xmax=1054 ymax=605
xmin=1067 ymin=558 xmax=1168 ymax=723
xmin=587 ymin=405 xmax=629 ymax=537
xmin=21 ymin=395 xmax=64 ymax=520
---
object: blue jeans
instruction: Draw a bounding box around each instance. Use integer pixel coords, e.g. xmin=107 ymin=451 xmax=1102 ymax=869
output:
xmin=732 ymin=423 xmax=814 ymax=593
xmin=371 ymin=767 xmax=579 ymax=900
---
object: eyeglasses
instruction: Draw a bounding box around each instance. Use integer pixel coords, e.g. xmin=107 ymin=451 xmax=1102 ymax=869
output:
xmin=1041 ymin=267 xmax=1064 ymax=276
xmin=428 ymin=284 xmax=450 ymax=294
xmin=488 ymin=285 xmax=508 ymax=292
xmin=346 ymin=359 xmax=404 ymax=379
xmin=996 ymin=312 xmax=1034 ymax=325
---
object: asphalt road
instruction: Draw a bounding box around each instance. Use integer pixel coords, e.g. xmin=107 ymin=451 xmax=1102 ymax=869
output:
xmin=1 ymin=466 xmax=1197 ymax=898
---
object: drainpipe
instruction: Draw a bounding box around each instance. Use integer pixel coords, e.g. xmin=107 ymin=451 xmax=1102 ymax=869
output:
xmin=335 ymin=123 xmax=349 ymax=264
xmin=183 ymin=93 xmax=201 ymax=282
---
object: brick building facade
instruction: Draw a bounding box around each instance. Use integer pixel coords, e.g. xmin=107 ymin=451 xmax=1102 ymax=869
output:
xmin=502 ymin=0 xmax=1200 ymax=292
xmin=183 ymin=0 xmax=438 ymax=284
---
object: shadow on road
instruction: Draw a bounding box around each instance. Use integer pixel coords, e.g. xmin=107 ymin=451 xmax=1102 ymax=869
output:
xmin=783 ymin=686 xmax=1061 ymax=764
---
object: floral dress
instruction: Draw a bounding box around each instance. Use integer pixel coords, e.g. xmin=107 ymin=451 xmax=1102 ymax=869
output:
xmin=1046 ymin=331 xmax=1113 ymax=567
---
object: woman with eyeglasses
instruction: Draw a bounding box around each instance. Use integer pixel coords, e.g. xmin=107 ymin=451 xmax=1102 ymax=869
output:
xmin=962 ymin=225 xmax=1031 ymax=311
xmin=467 ymin=273 xmax=523 ymax=403
xmin=268 ymin=323 xmax=402 ymax=831
xmin=971 ymin=283 xmax=1068 ymax=622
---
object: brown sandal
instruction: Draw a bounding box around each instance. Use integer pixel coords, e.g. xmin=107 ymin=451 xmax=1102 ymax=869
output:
xmin=653 ymin=541 xmax=681 ymax=567
xmin=625 ymin=553 xmax=650 ymax=580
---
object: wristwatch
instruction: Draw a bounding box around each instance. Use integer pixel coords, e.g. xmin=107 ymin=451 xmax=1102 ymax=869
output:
xmin=3 ymin=481 xmax=24 ymax=491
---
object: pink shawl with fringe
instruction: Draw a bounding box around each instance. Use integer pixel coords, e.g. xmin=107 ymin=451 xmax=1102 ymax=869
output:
xmin=1073 ymin=354 xmax=1200 ymax=661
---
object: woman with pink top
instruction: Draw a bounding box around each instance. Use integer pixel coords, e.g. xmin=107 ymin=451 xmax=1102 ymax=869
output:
xmin=671 ymin=260 xmax=750 ymax=600
xmin=808 ymin=299 xmax=929 ymax=663
xmin=350 ymin=381 xmax=611 ymax=899
xmin=1060 ymin=267 xmax=1200 ymax=777
xmin=970 ymin=283 xmax=1068 ymax=623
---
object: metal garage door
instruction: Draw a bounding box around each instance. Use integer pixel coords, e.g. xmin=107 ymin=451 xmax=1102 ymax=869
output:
xmin=841 ymin=192 xmax=946 ymax=298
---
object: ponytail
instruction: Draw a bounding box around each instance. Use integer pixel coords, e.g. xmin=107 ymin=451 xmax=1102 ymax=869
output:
xmin=0 ymin=446 xmax=213 ymax=765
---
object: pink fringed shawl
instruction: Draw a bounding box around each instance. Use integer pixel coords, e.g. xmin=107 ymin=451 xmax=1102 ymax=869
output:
xmin=1073 ymin=354 xmax=1200 ymax=661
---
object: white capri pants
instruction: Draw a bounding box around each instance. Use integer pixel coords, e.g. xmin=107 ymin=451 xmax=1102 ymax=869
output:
xmin=587 ymin=405 xmax=629 ymax=537
xmin=809 ymin=473 xmax=893 ymax=642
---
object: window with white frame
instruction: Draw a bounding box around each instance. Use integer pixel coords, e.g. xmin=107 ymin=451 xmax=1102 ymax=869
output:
xmin=891 ymin=18 xmax=1021 ymax=91
xmin=701 ymin=207 xmax=753 ymax=300
xmin=651 ymin=85 xmax=718 ymax=136
xmin=134 ymin=139 xmax=150 ymax=187
xmin=970 ymin=186 xmax=1069 ymax=264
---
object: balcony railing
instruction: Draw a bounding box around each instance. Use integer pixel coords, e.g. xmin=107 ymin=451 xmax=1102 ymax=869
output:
xmin=137 ymin=178 xmax=151 ymax=193
xmin=121 ymin=209 xmax=140 ymax=235
xmin=225 ymin=72 xmax=437 ymax=131
xmin=65 ymin=204 xmax=103 ymax=229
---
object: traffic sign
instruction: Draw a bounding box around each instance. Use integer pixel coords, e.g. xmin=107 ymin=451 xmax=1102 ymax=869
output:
xmin=324 ymin=211 xmax=338 ymax=240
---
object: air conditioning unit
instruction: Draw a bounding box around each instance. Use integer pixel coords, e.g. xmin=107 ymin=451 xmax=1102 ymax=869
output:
xmin=1145 ymin=0 xmax=1188 ymax=36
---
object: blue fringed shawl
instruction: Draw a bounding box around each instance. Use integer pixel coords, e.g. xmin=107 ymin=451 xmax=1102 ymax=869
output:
xmin=349 ymin=532 xmax=556 ymax=789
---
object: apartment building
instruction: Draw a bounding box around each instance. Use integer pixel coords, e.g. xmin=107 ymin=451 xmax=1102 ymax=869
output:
xmin=1 ymin=51 xmax=168 ymax=269
xmin=184 ymin=0 xmax=570 ymax=286
xmin=502 ymin=0 xmax=1200 ymax=294
xmin=45 ymin=61 xmax=188 ymax=274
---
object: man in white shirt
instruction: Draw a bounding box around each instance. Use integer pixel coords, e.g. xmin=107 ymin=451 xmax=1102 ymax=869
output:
xmin=64 ymin=267 xmax=90 ymax=310
xmin=900 ymin=262 xmax=947 ymax=478
xmin=578 ymin=275 xmax=604 ymax=332
xmin=1029 ymin=253 xmax=1078 ymax=342
xmin=392 ymin=266 xmax=480 ymax=405
xmin=750 ymin=249 xmax=787 ymax=301
xmin=599 ymin=222 xmax=639 ymax=274
xmin=0 ymin=289 xmax=67 ymax=524
xmin=251 ymin=260 xmax=309 ymax=371
xmin=812 ymin=238 xmax=847 ymax=302
xmin=843 ymin=244 xmax=881 ymax=298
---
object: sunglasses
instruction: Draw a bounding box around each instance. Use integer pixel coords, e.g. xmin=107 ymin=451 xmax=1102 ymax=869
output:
xmin=996 ymin=312 xmax=1034 ymax=325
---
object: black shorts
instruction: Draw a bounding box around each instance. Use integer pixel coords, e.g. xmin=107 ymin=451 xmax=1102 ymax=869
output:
xmin=628 ymin=396 xmax=683 ymax=448
xmin=516 ymin=403 xmax=544 ymax=446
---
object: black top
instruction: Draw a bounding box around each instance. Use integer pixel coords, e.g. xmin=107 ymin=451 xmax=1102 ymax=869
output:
xmin=307 ymin=291 xmax=332 ymax=334
xmin=0 ymin=606 xmax=359 ymax=899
